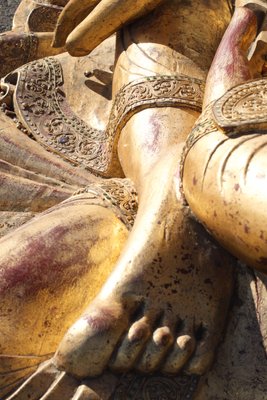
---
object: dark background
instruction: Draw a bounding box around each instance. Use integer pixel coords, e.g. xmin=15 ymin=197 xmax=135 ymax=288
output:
xmin=0 ymin=0 xmax=20 ymax=32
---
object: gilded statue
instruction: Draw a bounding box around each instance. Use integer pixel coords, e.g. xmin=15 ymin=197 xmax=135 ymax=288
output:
xmin=0 ymin=0 xmax=266 ymax=399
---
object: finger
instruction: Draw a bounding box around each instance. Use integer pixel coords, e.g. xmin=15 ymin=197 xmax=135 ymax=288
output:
xmin=40 ymin=372 xmax=78 ymax=400
xmin=66 ymin=0 xmax=165 ymax=56
xmin=72 ymin=385 xmax=101 ymax=400
xmin=53 ymin=0 xmax=101 ymax=48
xmin=7 ymin=360 xmax=59 ymax=400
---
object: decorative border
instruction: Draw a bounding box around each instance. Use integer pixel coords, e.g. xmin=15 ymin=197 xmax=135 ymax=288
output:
xmin=72 ymin=178 xmax=138 ymax=230
xmin=8 ymin=58 xmax=204 ymax=177
xmin=213 ymin=78 xmax=267 ymax=134
xmin=108 ymin=75 xmax=204 ymax=141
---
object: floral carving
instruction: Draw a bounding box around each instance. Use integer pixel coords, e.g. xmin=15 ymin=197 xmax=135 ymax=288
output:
xmin=74 ymin=178 xmax=138 ymax=229
xmin=213 ymin=78 xmax=267 ymax=134
xmin=14 ymin=57 xmax=111 ymax=175
xmin=10 ymin=59 xmax=204 ymax=177
xmin=108 ymin=75 xmax=204 ymax=142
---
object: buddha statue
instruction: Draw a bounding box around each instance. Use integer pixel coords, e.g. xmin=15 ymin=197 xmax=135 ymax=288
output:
xmin=0 ymin=1 xmax=266 ymax=399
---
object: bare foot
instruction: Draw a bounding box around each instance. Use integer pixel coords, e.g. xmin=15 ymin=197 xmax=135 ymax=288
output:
xmin=7 ymin=148 xmax=235 ymax=399
xmin=54 ymin=148 xmax=235 ymax=378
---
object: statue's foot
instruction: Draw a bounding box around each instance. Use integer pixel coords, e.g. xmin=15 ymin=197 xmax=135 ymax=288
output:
xmin=8 ymin=206 xmax=234 ymax=399
xmin=53 ymin=152 xmax=235 ymax=379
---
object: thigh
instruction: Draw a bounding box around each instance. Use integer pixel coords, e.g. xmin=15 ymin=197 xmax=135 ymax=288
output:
xmin=0 ymin=190 xmax=130 ymax=396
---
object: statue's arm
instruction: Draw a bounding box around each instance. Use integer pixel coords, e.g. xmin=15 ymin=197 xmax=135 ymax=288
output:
xmin=53 ymin=0 xmax=166 ymax=56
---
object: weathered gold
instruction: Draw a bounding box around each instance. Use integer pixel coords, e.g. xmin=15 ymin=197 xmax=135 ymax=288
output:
xmin=0 ymin=0 xmax=266 ymax=399
xmin=183 ymin=4 xmax=267 ymax=273
xmin=0 ymin=0 xmax=66 ymax=77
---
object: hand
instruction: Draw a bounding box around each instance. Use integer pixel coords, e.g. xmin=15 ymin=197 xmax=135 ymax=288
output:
xmin=53 ymin=0 xmax=165 ymax=56
xmin=7 ymin=359 xmax=104 ymax=400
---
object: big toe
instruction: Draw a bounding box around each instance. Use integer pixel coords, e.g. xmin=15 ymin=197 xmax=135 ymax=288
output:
xmin=55 ymin=300 xmax=128 ymax=378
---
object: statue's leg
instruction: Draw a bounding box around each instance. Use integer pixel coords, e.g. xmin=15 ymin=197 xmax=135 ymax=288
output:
xmin=183 ymin=5 xmax=267 ymax=273
xmin=4 ymin=2 xmax=234 ymax=394
xmin=55 ymin=142 xmax=234 ymax=379
xmin=49 ymin=0 xmax=235 ymax=379
xmin=0 ymin=179 xmax=132 ymax=398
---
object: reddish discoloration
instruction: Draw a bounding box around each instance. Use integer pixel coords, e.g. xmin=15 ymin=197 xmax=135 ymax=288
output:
xmin=217 ymin=7 xmax=255 ymax=81
xmin=0 ymin=221 xmax=94 ymax=297
xmin=0 ymin=127 xmax=93 ymax=186
xmin=205 ymin=7 xmax=256 ymax=105
xmin=144 ymin=114 xmax=163 ymax=153
xmin=83 ymin=302 xmax=123 ymax=333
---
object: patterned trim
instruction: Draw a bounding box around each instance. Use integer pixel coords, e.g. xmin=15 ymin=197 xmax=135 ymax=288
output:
xmin=108 ymin=75 xmax=204 ymax=140
xmin=12 ymin=57 xmax=111 ymax=175
xmin=73 ymin=178 xmax=138 ymax=229
xmin=6 ymin=58 xmax=204 ymax=177
xmin=182 ymin=103 xmax=217 ymax=159
xmin=104 ymin=75 xmax=204 ymax=176
xmin=180 ymin=103 xmax=217 ymax=195
xmin=213 ymin=78 xmax=267 ymax=135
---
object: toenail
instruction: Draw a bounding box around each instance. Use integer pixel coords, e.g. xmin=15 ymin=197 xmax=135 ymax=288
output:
xmin=128 ymin=322 xmax=150 ymax=342
xmin=177 ymin=335 xmax=194 ymax=350
xmin=153 ymin=327 xmax=172 ymax=346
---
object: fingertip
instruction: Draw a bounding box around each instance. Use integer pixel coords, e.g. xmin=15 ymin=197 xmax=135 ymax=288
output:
xmin=66 ymin=33 xmax=91 ymax=57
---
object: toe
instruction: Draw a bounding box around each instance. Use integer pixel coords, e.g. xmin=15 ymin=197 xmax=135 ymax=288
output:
xmin=40 ymin=372 xmax=78 ymax=400
xmin=185 ymin=326 xmax=216 ymax=375
xmin=162 ymin=334 xmax=196 ymax=374
xmin=55 ymin=300 xmax=128 ymax=378
xmin=135 ymin=326 xmax=174 ymax=373
xmin=72 ymin=385 xmax=101 ymax=400
xmin=109 ymin=317 xmax=151 ymax=372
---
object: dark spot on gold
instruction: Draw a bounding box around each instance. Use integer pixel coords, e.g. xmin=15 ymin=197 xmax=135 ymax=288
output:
xmin=244 ymin=224 xmax=250 ymax=234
